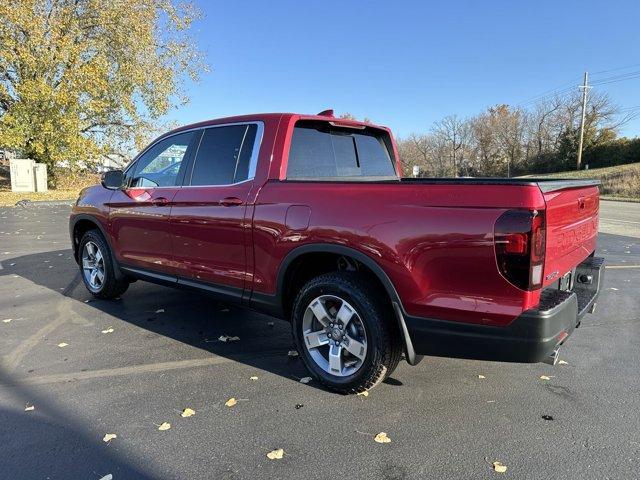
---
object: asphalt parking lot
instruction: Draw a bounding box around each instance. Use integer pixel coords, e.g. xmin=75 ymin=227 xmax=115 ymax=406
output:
xmin=1 ymin=200 xmax=639 ymax=480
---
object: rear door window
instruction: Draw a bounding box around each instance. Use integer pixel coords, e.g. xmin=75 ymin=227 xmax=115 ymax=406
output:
xmin=189 ymin=124 xmax=257 ymax=186
xmin=287 ymin=121 xmax=396 ymax=180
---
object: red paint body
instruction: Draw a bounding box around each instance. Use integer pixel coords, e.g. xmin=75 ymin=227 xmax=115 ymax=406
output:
xmin=71 ymin=112 xmax=599 ymax=330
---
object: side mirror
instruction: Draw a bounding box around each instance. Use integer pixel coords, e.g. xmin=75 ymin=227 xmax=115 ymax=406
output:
xmin=101 ymin=170 xmax=124 ymax=190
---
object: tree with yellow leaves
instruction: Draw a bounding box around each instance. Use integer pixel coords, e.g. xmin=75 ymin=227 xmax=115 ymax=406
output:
xmin=0 ymin=0 xmax=207 ymax=182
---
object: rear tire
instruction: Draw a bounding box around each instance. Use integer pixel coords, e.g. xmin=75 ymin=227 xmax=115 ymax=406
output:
xmin=78 ymin=230 xmax=129 ymax=299
xmin=292 ymin=272 xmax=402 ymax=394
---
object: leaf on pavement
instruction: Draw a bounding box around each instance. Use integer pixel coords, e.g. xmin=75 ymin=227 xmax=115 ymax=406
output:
xmin=101 ymin=327 xmax=114 ymax=334
xmin=250 ymin=376 xmax=258 ymax=381
xmin=181 ymin=408 xmax=195 ymax=418
xmin=57 ymin=342 xmax=68 ymax=348
xmin=287 ymin=350 xmax=299 ymax=357
xmin=558 ymin=360 xmax=568 ymax=365
xmin=478 ymin=374 xmax=486 ymax=379
xmin=539 ymin=375 xmax=552 ymax=380
xmin=225 ymin=397 xmax=237 ymax=407
xmin=219 ymin=335 xmax=240 ymax=342
xmin=357 ymin=391 xmax=369 ymax=397
xmin=299 ymin=377 xmax=312 ymax=384
xmin=374 ymin=432 xmax=391 ymax=443
xmin=158 ymin=422 xmax=171 ymax=431
xmin=24 ymin=404 xmax=34 ymax=412
xmin=492 ymin=461 xmax=508 ymax=473
xmin=102 ymin=433 xmax=117 ymax=442
xmin=266 ymin=448 xmax=284 ymax=460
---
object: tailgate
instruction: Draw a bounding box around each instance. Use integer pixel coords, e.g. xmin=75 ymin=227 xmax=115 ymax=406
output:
xmin=541 ymin=181 xmax=600 ymax=288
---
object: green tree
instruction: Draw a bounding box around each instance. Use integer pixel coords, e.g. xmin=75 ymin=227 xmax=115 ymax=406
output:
xmin=0 ymin=0 xmax=207 ymax=181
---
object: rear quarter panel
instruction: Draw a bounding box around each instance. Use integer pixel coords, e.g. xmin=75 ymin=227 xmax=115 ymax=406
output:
xmin=252 ymin=181 xmax=546 ymax=326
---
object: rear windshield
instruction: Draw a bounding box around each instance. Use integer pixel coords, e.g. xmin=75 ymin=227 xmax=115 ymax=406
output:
xmin=286 ymin=121 xmax=397 ymax=180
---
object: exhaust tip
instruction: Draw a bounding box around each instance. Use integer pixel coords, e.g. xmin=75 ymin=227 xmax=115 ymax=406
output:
xmin=542 ymin=348 xmax=560 ymax=366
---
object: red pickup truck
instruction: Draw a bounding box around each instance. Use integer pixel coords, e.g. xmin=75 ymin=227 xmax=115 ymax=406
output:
xmin=70 ymin=110 xmax=604 ymax=393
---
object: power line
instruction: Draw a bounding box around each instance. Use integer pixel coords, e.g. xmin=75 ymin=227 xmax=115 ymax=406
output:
xmin=591 ymin=72 xmax=640 ymax=86
xmin=590 ymin=63 xmax=640 ymax=77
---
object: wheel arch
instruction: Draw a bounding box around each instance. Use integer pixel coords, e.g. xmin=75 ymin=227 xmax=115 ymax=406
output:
xmin=70 ymin=214 xmax=126 ymax=281
xmin=276 ymin=243 xmax=422 ymax=365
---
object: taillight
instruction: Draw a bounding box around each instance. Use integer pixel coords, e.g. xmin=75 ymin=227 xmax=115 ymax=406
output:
xmin=494 ymin=210 xmax=546 ymax=290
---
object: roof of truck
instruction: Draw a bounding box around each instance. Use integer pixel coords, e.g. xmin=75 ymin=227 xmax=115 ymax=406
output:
xmin=166 ymin=110 xmax=388 ymax=138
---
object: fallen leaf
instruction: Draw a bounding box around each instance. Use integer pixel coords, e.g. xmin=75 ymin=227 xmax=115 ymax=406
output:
xmin=558 ymin=360 xmax=568 ymax=365
xmin=266 ymin=448 xmax=284 ymax=460
xmin=158 ymin=422 xmax=171 ymax=431
xmin=24 ymin=404 xmax=34 ymax=412
xmin=287 ymin=350 xmax=299 ymax=357
xmin=250 ymin=376 xmax=258 ymax=381
xmin=492 ymin=461 xmax=507 ymax=473
xmin=539 ymin=375 xmax=552 ymax=380
xmin=225 ymin=397 xmax=237 ymax=407
xmin=219 ymin=335 xmax=240 ymax=342
xmin=357 ymin=391 xmax=369 ymax=397
xmin=155 ymin=308 xmax=165 ymax=313
xmin=181 ymin=408 xmax=195 ymax=418
xmin=478 ymin=374 xmax=486 ymax=379
xmin=374 ymin=432 xmax=391 ymax=443
xmin=299 ymin=377 xmax=312 ymax=384
xmin=57 ymin=342 xmax=68 ymax=348
xmin=2 ymin=318 xmax=12 ymax=323
xmin=101 ymin=327 xmax=114 ymax=334
xmin=102 ymin=433 xmax=117 ymax=442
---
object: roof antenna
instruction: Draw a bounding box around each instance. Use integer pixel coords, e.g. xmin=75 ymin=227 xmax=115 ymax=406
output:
xmin=317 ymin=109 xmax=334 ymax=117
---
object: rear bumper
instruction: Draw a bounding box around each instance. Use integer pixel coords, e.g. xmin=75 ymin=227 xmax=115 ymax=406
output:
xmin=403 ymin=256 xmax=605 ymax=363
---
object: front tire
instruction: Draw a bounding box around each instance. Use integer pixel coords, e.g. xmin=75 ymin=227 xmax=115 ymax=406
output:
xmin=78 ymin=230 xmax=129 ymax=299
xmin=292 ymin=272 xmax=402 ymax=394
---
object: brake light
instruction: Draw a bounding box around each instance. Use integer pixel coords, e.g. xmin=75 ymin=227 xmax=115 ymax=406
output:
xmin=494 ymin=210 xmax=546 ymax=290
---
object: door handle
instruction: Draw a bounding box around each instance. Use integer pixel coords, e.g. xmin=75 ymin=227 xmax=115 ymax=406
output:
xmin=152 ymin=196 xmax=169 ymax=206
xmin=220 ymin=197 xmax=244 ymax=207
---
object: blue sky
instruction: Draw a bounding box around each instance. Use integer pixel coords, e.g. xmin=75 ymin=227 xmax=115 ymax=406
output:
xmin=171 ymin=0 xmax=640 ymax=139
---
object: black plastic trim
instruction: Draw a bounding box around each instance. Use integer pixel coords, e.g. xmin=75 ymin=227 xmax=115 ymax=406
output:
xmin=404 ymin=256 xmax=605 ymax=363
xmin=69 ymin=214 xmax=126 ymax=281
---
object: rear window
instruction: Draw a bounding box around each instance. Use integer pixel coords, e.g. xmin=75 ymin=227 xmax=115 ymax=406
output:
xmin=286 ymin=121 xmax=396 ymax=180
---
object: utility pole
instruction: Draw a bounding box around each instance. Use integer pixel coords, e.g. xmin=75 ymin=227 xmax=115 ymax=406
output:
xmin=576 ymin=71 xmax=590 ymax=170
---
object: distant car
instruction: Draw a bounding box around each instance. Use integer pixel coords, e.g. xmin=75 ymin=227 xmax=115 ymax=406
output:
xmin=69 ymin=110 xmax=604 ymax=393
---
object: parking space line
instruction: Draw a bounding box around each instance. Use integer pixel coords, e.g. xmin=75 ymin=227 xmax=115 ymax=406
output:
xmin=606 ymin=265 xmax=640 ymax=269
xmin=2 ymin=315 xmax=67 ymax=373
xmin=6 ymin=351 xmax=285 ymax=387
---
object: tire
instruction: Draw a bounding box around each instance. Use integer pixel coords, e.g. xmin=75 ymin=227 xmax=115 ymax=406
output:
xmin=292 ymin=272 xmax=402 ymax=394
xmin=78 ymin=229 xmax=129 ymax=299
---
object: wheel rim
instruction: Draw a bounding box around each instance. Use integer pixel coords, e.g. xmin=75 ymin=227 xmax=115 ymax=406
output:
xmin=81 ymin=241 xmax=105 ymax=292
xmin=301 ymin=295 xmax=368 ymax=377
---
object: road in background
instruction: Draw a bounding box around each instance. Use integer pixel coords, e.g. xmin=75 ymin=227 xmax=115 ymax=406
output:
xmin=0 ymin=201 xmax=638 ymax=480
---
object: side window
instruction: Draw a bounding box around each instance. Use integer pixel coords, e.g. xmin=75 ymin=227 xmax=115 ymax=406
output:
xmin=127 ymin=131 xmax=194 ymax=187
xmin=189 ymin=124 xmax=257 ymax=186
xmin=287 ymin=121 xmax=396 ymax=179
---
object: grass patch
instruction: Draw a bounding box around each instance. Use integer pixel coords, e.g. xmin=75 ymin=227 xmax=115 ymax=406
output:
xmin=520 ymin=162 xmax=640 ymax=201
xmin=0 ymin=166 xmax=100 ymax=206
